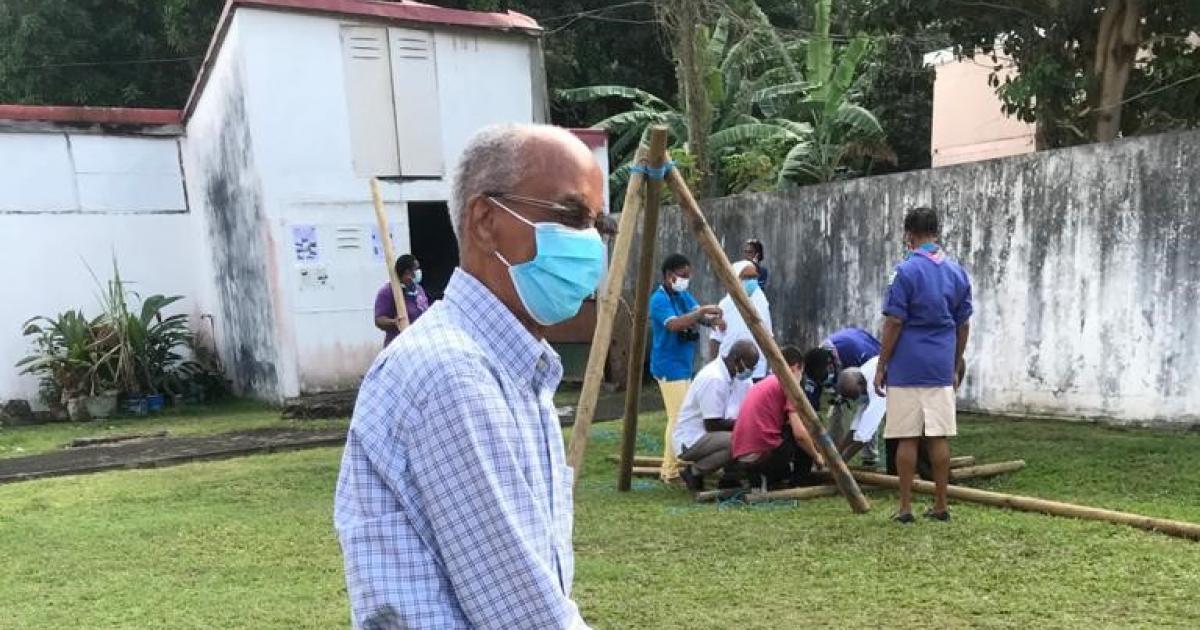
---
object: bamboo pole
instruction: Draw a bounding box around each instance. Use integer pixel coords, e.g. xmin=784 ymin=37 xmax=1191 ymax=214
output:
xmin=607 ymin=455 xmax=663 ymax=468
xmin=617 ymin=128 xmax=670 ymax=492
xmin=949 ymin=460 xmax=1025 ymax=481
xmin=566 ymin=147 xmax=649 ymax=481
xmin=950 ymin=455 xmax=976 ymax=469
xmin=850 ymin=469 xmax=1200 ymax=541
xmin=664 ymin=164 xmax=871 ymax=513
xmin=631 ymin=466 xmax=661 ymax=477
xmin=370 ymin=178 xmax=409 ymax=333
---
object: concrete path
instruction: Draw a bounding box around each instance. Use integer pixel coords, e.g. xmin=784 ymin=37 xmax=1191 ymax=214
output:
xmin=0 ymin=427 xmax=345 ymax=485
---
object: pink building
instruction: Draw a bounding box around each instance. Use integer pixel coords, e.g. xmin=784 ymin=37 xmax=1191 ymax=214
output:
xmin=925 ymin=49 xmax=1036 ymax=167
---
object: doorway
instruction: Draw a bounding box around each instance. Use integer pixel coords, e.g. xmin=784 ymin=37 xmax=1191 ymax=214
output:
xmin=407 ymin=201 xmax=458 ymax=301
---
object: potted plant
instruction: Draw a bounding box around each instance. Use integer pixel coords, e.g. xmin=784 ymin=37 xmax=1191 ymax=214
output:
xmin=16 ymin=310 xmax=117 ymax=421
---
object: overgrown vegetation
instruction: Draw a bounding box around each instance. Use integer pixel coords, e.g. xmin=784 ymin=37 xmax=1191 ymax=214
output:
xmin=16 ymin=259 xmax=225 ymax=410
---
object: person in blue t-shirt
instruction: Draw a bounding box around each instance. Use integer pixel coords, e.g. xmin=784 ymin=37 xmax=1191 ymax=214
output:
xmin=649 ymin=253 xmax=724 ymax=483
xmin=822 ymin=327 xmax=884 ymax=465
xmin=874 ymin=207 xmax=972 ymax=524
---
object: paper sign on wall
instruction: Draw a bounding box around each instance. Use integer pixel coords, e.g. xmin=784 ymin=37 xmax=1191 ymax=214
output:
xmin=370 ymin=223 xmax=401 ymax=262
xmin=292 ymin=224 xmax=320 ymax=263
xmin=298 ymin=265 xmax=331 ymax=291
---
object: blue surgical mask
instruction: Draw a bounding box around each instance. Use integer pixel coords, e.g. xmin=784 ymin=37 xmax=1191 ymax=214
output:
xmin=412 ymin=269 xmax=423 ymax=285
xmin=741 ymin=278 xmax=759 ymax=296
xmin=734 ymin=360 xmax=754 ymax=381
xmin=492 ymin=199 xmax=606 ymax=326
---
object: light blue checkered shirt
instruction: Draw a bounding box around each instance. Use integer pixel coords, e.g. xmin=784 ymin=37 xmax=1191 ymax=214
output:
xmin=334 ymin=269 xmax=586 ymax=629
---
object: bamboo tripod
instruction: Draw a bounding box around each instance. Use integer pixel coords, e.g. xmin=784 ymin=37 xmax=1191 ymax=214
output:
xmin=566 ymin=126 xmax=870 ymax=513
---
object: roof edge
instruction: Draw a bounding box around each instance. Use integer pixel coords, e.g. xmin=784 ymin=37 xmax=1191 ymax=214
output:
xmin=0 ymin=105 xmax=183 ymax=126
xmin=182 ymin=0 xmax=542 ymax=121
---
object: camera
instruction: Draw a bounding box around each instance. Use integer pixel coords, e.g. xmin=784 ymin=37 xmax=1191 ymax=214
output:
xmin=677 ymin=328 xmax=700 ymax=342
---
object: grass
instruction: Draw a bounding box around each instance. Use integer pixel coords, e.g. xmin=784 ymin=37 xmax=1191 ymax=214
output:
xmin=0 ymin=399 xmax=347 ymax=459
xmin=2 ymin=404 xmax=1200 ymax=628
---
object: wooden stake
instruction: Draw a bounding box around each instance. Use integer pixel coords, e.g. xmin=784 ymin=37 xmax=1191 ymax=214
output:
xmin=370 ymin=178 xmax=409 ymax=332
xmin=949 ymin=455 xmax=976 ymax=469
xmin=566 ymin=147 xmax=649 ymax=481
xmin=850 ymin=469 xmax=1200 ymax=542
xmin=949 ymin=460 xmax=1025 ymax=481
xmin=663 ymin=162 xmax=871 ymax=513
xmin=617 ymin=128 xmax=670 ymax=492
xmin=606 ymin=455 xmax=663 ymax=468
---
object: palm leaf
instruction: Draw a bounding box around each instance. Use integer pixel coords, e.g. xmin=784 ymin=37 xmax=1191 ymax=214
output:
xmin=825 ymin=34 xmax=872 ymax=118
xmin=833 ymin=103 xmax=886 ymax=137
xmin=556 ymin=85 xmax=672 ymax=110
xmin=806 ymin=0 xmax=833 ymax=86
xmin=709 ymin=123 xmax=797 ymax=153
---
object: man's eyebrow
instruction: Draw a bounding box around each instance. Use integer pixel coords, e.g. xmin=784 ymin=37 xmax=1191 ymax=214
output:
xmin=555 ymin=193 xmax=598 ymax=218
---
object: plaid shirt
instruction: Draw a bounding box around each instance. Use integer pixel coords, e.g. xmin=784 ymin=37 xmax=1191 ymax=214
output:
xmin=335 ymin=269 xmax=587 ymax=629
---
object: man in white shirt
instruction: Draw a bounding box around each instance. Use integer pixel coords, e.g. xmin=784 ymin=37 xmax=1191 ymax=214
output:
xmin=673 ymin=340 xmax=759 ymax=492
xmin=834 ymin=356 xmax=887 ymax=463
xmin=709 ymin=261 xmax=773 ymax=381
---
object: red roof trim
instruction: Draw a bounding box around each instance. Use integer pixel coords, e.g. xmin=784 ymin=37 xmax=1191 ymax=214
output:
xmin=569 ymin=128 xmax=608 ymax=150
xmin=0 ymin=105 xmax=182 ymax=126
xmin=183 ymin=0 xmax=541 ymax=119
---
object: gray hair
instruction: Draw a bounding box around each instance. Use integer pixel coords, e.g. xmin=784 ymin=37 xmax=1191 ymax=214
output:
xmin=449 ymin=123 xmax=582 ymax=240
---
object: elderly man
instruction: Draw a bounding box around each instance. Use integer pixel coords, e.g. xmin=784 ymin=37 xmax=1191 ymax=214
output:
xmin=875 ymin=206 xmax=973 ymax=524
xmin=672 ymin=339 xmax=759 ymax=493
xmin=709 ymin=260 xmax=773 ymax=382
xmin=335 ymin=124 xmax=603 ymax=628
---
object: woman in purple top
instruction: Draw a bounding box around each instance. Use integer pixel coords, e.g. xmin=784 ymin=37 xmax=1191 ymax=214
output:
xmin=374 ymin=254 xmax=430 ymax=347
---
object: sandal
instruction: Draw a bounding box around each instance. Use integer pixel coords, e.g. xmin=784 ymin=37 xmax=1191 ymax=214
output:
xmin=923 ymin=508 xmax=951 ymax=522
xmin=891 ymin=511 xmax=915 ymax=524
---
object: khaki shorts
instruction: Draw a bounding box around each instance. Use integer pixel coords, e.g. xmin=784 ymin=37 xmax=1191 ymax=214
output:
xmin=883 ymin=386 xmax=957 ymax=438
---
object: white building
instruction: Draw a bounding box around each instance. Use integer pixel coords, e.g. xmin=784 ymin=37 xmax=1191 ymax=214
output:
xmin=1 ymin=0 xmax=606 ymax=405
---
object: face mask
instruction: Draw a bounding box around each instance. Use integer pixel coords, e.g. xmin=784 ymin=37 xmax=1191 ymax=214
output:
xmin=671 ymin=276 xmax=690 ymax=292
xmin=412 ymin=269 xmax=423 ymax=285
xmin=732 ymin=360 xmax=754 ymax=381
xmin=741 ymin=278 xmax=759 ymax=296
xmin=492 ymin=199 xmax=606 ymax=326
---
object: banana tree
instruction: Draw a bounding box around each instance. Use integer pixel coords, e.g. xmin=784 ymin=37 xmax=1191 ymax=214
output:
xmin=559 ymin=15 xmax=815 ymax=202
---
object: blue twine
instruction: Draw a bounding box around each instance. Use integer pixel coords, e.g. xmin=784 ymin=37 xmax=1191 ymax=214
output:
xmin=630 ymin=160 xmax=676 ymax=180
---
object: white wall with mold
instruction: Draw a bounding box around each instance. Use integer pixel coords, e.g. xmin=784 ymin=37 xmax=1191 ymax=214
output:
xmin=0 ymin=130 xmax=197 ymax=404
xmin=641 ymin=131 xmax=1200 ymax=426
xmin=227 ymin=7 xmax=544 ymax=396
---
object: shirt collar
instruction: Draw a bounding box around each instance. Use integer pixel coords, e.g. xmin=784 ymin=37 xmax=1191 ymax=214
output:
xmin=442 ymin=268 xmax=561 ymax=389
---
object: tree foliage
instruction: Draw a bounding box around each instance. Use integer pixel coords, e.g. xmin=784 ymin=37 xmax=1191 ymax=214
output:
xmin=0 ymin=0 xmax=222 ymax=107
xmin=861 ymin=0 xmax=1200 ymax=148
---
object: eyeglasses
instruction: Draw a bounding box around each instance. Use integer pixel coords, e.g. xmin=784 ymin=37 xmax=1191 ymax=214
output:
xmin=485 ymin=192 xmax=598 ymax=230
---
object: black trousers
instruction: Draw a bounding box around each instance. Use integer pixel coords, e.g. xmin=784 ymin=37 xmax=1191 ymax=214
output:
xmin=741 ymin=425 xmax=816 ymax=486
xmin=885 ymin=438 xmax=934 ymax=480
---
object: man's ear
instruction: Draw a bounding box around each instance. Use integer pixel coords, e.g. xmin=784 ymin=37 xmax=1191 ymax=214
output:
xmin=466 ymin=195 xmax=496 ymax=252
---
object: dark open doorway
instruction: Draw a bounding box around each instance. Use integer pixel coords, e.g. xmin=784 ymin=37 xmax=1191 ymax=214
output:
xmin=407 ymin=201 xmax=458 ymax=301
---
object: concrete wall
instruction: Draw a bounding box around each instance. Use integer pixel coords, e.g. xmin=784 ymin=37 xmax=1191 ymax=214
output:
xmin=0 ymin=130 xmax=196 ymax=403
xmin=926 ymin=50 xmax=1036 ymax=167
xmin=644 ymin=131 xmax=1200 ymax=426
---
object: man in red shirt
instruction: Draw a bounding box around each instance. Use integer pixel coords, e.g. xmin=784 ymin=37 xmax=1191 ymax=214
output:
xmin=731 ymin=345 xmax=826 ymax=489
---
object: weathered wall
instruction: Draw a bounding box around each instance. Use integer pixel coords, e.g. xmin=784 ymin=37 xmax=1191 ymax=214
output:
xmin=182 ymin=17 xmax=282 ymax=401
xmin=0 ymin=130 xmax=196 ymax=404
xmin=643 ymin=131 xmax=1200 ymax=425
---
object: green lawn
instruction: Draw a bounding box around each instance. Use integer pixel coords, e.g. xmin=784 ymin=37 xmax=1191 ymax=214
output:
xmin=2 ymin=405 xmax=1200 ymax=628
xmin=0 ymin=399 xmax=347 ymax=459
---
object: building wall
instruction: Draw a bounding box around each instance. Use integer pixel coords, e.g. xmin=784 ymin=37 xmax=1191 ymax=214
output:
xmin=928 ymin=50 xmax=1036 ymax=167
xmin=0 ymin=131 xmax=195 ymax=403
xmin=231 ymin=8 xmax=541 ymax=396
xmin=642 ymin=131 xmax=1200 ymax=426
xmin=181 ymin=16 xmax=284 ymax=401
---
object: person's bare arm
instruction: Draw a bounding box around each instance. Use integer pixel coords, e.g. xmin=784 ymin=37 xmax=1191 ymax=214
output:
xmin=955 ymin=322 xmax=970 ymax=389
xmin=664 ymin=305 xmax=721 ymax=332
xmin=704 ymin=417 xmax=735 ymax=432
xmin=874 ymin=315 xmax=903 ymax=396
xmin=787 ymin=412 xmax=825 ymax=468
xmin=374 ymin=316 xmax=396 ymax=332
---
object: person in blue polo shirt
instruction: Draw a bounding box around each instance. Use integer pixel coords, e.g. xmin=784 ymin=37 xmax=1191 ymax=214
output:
xmin=875 ymin=207 xmax=972 ymax=524
xmin=822 ymin=326 xmax=883 ymax=465
xmin=650 ymin=253 xmax=723 ymax=483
